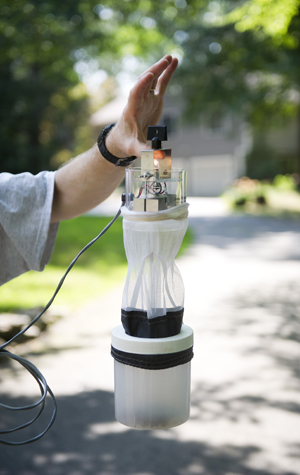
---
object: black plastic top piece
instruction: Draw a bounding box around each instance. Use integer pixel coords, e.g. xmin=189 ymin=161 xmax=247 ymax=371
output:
xmin=147 ymin=125 xmax=168 ymax=150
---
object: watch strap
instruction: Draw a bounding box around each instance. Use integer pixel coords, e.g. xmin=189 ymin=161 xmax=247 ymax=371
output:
xmin=97 ymin=123 xmax=137 ymax=167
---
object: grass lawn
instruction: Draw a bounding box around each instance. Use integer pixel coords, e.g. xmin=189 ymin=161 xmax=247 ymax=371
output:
xmin=0 ymin=214 xmax=193 ymax=312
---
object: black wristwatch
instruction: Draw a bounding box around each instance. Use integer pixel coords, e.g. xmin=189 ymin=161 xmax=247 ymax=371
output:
xmin=97 ymin=123 xmax=137 ymax=167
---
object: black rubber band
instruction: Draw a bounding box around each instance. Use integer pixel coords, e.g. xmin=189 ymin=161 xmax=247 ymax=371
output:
xmin=111 ymin=345 xmax=194 ymax=370
xmin=121 ymin=308 xmax=184 ymax=338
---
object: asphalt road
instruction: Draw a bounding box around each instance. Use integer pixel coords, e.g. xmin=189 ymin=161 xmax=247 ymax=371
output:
xmin=1 ymin=198 xmax=300 ymax=475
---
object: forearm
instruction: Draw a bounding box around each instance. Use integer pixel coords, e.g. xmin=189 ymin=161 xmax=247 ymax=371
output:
xmin=51 ymin=144 xmax=125 ymax=222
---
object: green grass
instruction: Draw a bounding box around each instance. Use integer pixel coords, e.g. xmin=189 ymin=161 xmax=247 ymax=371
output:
xmin=0 ymin=215 xmax=193 ymax=312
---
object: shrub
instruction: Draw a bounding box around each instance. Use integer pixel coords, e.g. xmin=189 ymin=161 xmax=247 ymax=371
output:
xmin=273 ymin=174 xmax=298 ymax=191
xmin=224 ymin=176 xmax=267 ymax=208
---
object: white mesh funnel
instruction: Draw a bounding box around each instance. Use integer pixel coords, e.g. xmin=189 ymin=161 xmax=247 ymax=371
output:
xmin=121 ymin=203 xmax=189 ymax=338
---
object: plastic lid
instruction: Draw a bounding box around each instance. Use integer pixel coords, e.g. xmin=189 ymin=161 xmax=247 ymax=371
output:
xmin=111 ymin=324 xmax=193 ymax=355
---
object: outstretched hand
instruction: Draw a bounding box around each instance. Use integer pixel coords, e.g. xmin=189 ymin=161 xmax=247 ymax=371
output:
xmin=52 ymin=55 xmax=177 ymax=222
xmin=106 ymin=55 xmax=178 ymax=159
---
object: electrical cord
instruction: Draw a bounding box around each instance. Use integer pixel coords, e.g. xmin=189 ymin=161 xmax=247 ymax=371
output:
xmin=0 ymin=204 xmax=123 ymax=445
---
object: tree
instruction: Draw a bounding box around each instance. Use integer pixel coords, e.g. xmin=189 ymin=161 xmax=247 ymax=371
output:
xmin=142 ymin=0 xmax=300 ymax=174
xmin=2 ymin=0 xmax=299 ymax=175
xmin=1 ymin=1 xmax=87 ymax=173
xmin=95 ymin=0 xmax=300 ymax=131
xmin=0 ymin=0 xmax=169 ymax=174
xmin=143 ymin=0 xmax=300 ymax=127
xmin=224 ymin=0 xmax=300 ymax=44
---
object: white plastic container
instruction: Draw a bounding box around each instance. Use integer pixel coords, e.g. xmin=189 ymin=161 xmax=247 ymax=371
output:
xmin=111 ymin=324 xmax=193 ymax=430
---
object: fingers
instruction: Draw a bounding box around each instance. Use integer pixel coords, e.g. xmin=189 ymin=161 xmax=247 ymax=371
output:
xmin=142 ymin=55 xmax=178 ymax=95
xmin=128 ymin=72 xmax=155 ymax=110
xmin=129 ymin=55 xmax=177 ymax=105
xmin=141 ymin=55 xmax=172 ymax=83
xmin=124 ymin=55 xmax=178 ymax=128
xmin=137 ymin=55 xmax=173 ymax=93
xmin=156 ymin=57 xmax=178 ymax=95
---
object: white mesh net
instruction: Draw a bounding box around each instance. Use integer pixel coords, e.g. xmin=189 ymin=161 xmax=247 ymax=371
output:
xmin=121 ymin=204 xmax=189 ymax=320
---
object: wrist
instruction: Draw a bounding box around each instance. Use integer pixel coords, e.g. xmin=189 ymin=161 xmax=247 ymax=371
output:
xmin=97 ymin=123 xmax=136 ymax=167
xmin=105 ymin=125 xmax=128 ymax=159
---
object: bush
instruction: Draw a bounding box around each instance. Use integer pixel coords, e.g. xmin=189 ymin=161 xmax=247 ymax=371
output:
xmin=223 ymin=176 xmax=267 ymax=208
xmin=273 ymin=174 xmax=298 ymax=191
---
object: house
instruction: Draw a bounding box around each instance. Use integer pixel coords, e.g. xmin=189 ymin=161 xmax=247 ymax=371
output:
xmin=90 ymin=95 xmax=250 ymax=196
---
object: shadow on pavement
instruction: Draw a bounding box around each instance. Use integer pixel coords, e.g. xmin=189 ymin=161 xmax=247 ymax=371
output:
xmin=226 ymin=280 xmax=300 ymax=383
xmin=1 ymin=212 xmax=300 ymax=474
xmin=0 ymin=389 xmax=298 ymax=475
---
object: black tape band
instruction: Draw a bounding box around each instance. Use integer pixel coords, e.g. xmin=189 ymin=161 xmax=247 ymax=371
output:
xmin=111 ymin=345 xmax=193 ymax=370
xmin=121 ymin=308 xmax=184 ymax=338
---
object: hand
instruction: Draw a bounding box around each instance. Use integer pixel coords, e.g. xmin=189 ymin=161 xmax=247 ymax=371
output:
xmin=106 ymin=55 xmax=178 ymax=159
xmin=52 ymin=56 xmax=178 ymax=222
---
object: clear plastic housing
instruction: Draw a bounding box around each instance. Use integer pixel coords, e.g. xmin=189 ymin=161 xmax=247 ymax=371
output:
xmin=125 ymin=168 xmax=186 ymax=211
xmin=114 ymin=361 xmax=191 ymax=429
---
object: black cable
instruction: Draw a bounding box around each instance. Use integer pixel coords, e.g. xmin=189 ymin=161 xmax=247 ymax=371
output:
xmin=0 ymin=205 xmax=122 ymax=445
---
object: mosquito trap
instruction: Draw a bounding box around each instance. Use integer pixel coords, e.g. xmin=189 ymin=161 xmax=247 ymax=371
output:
xmin=111 ymin=126 xmax=194 ymax=430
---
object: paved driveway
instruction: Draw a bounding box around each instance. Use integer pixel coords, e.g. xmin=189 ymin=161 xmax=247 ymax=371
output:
xmin=1 ymin=198 xmax=300 ymax=475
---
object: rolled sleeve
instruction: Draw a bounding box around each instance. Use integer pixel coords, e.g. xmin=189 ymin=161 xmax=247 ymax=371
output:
xmin=0 ymin=171 xmax=59 ymax=285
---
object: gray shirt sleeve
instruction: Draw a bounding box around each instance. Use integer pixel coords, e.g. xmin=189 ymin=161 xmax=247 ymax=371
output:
xmin=0 ymin=171 xmax=59 ymax=285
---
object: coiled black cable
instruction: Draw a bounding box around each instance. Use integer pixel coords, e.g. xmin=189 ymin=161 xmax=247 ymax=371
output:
xmin=0 ymin=205 xmax=122 ymax=445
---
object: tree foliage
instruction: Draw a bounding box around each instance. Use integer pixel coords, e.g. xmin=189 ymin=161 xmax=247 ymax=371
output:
xmin=224 ymin=0 xmax=300 ymax=45
xmin=1 ymin=0 xmax=299 ymax=174
xmin=0 ymin=0 xmax=170 ymax=174
xmin=148 ymin=0 xmax=300 ymax=128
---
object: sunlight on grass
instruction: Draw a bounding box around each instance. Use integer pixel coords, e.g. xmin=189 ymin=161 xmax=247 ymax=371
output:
xmin=0 ymin=266 xmax=127 ymax=312
xmin=0 ymin=215 xmax=193 ymax=312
